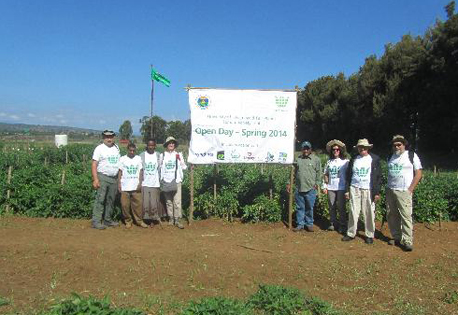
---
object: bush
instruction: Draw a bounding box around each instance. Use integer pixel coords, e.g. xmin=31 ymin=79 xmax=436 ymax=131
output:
xmin=181 ymin=297 xmax=253 ymax=315
xmin=247 ymin=284 xmax=307 ymax=315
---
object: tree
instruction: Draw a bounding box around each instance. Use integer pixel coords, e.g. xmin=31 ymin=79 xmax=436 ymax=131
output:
xmin=119 ymin=120 xmax=133 ymax=140
xmin=140 ymin=115 xmax=167 ymax=143
xmin=166 ymin=119 xmax=192 ymax=144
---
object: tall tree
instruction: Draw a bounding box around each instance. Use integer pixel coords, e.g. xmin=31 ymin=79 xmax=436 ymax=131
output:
xmin=140 ymin=115 xmax=167 ymax=143
xmin=119 ymin=120 xmax=133 ymax=140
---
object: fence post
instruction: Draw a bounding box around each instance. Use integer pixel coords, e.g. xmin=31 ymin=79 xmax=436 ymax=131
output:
xmin=189 ymin=164 xmax=194 ymax=225
xmin=65 ymin=150 xmax=68 ymax=164
xmin=5 ymin=166 xmax=12 ymax=214
xmin=269 ymin=172 xmax=273 ymax=200
xmin=44 ymin=157 xmax=48 ymax=166
xmin=288 ymin=164 xmax=294 ymax=230
xmin=61 ymin=169 xmax=66 ymax=185
xmin=213 ymin=164 xmax=217 ymax=200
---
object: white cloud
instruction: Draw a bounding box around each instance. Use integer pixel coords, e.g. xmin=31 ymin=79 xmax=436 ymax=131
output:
xmin=55 ymin=114 xmax=64 ymax=118
xmin=0 ymin=112 xmax=6 ymax=117
xmin=59 ymin=119 xmax=68 ymax=124
xmin=9 ymin=115 xmax=20 ymax=120
xmin=99 ymin=119 xmax=107 ymax=124
xmin=27 ymin=113 xmax=36 ymax=117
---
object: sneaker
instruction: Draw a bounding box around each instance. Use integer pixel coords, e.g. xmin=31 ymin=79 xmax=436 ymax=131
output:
xmin=168 ymin=219 xmax=174 ymax=226
xmin=338 ymin=227 xmax=347 ymax=234
xmin=139 ymin=222 xmax=149 ymax=228
xmin=388 ymin=239 xmax=401 ymax=246
xmin=341 ymin=236 xmax=354 ymax=242
xmin=125 ymin=222 xmax=132 ymax=229
xmin=103 ymin=220 xmax=119 ymax=228
xmin=326 ymin=225 xmax=335 ymax=231
xmin=175 ymin=221 xmax=184 ymax=229
xmin=305 ymin=225 xmax=314 ymax=232
xmin=292 ymin=226 xmax=304 ymax=232
xmin=92 ymin=222 xmax=106 ymax=230
xmin=365 ymin=237 xmax=374 ymax=245
xmin=402 ymin=244 xmax=413 ymax=252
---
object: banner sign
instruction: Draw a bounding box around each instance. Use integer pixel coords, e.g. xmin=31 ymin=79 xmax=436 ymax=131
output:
xmin=188 ymin=88 xmax=297 ymax=164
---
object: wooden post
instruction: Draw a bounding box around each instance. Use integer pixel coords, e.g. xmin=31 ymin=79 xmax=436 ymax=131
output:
xmin=61 ymin=169 xmax=66 ymax=185
xmin=260 ymin=163 xmax=264 ymax=175
xmin=44 ymin=157 xmax=48 ymax=166
xmin=65 ymin=150 xmax=68 ymax=164
xmin=213 ymin=164 xmax=217 ymax=200
xmin=434 ymin=165 xmax=437 ymax=176
xmin=188 ymin=164 xmax=194 ymax=225
xmin=269 ymin=173 xmax=273 ymax=200
xmin=288 ymin=164 xmax=294 ymax=230
xmin=5 ymin=166 xmax=12 ymax=213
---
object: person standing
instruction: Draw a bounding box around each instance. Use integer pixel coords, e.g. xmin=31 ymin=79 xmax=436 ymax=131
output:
xmin=342 ymin=139 xmax=381 ymax=244
xmin=386 ymin=135 xmax=422 ymax=252
xmin=140 ymin=139 xmax=163 ymax=226
xmin=322 ymin=139 xmax=349 ymax=233
xmin=91 ymin=130 xmax=120 ymax=230
xmin=119 ymin=143 xmax=148 ymax=228
xmin=160 ymin=136 xmax=187 ymax=229
xmin=287 ymin=141 xmax=322 ymax=232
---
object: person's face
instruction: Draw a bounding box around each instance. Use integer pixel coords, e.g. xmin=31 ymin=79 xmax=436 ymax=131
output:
xmin=167 ymin=142 xmax=175 ymax=152
xmin=103 ymin=135 xmax=114 ymax=147
xmin=332 ymin=146 xmax=341 ymax=158
xmin=357 ymin=146 xmax=369 ymax=156
xmin=127 ymin=147 xmax=136 ymax=158
xmin=302 ymin=146 xmax=311 ymax=157
xmin=147 ymin=141 xmax=156 ymax=153
xmin=392 ymin=142 xmax=405 ymax=155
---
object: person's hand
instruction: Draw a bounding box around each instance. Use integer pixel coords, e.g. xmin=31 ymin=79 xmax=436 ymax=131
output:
xmin=408 ymin=186 xmax=414 ymax=194
xmin=176 ymin=153 xmax=181 ymax=161
xmin=92 ymin=179 xmax=100 ymax=190
xmin=322 ymin=188 xmax=328 ymax=195
xmin=286 ymin=184 xmax=291 ymax=194
xmin=345 ymin=192 xmax=350 ymax=200
xmin=374 ymin=194 xmax=381 ymax=202
xmin=118 ymin=183 xmax=122 ymax=193
xmin=136 ymin=184 xmax=142 ymax=192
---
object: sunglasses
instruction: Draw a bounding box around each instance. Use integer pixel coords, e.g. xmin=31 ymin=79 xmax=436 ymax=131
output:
xmin=332 ymin=148 xmax=340 ymax=152
xmin=393 ymin=143 xmax=403 ymax=147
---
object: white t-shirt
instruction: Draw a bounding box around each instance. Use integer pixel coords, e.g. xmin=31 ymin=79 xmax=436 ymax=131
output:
xmin=160 ymin=151 xmax=187 ymax=183
xmin=119 ymin=155 xmax=143 ymax=192
xmin=92 ymin=143 xmax=120 ymax=177
xmin=142 ymin=152 xmax=160 ymax=188
xmin=324 ymin=158 xmax=349 ymax=191
xmin=351 ymin=154 xmax=372 ymax=189
xmin=388 ymin=151 xmax=422 ymax=191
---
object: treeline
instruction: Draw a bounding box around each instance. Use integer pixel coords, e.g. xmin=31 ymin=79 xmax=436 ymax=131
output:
xmin=296 ymin=2 xmax=458 ymax=156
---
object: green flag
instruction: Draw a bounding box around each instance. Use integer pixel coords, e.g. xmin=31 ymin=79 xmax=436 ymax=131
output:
xmin=151 ymin=68 xmax=171 ymax=87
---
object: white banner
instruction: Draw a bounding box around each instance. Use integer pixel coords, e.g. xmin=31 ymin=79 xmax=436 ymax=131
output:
xmin=188 ymin=88 xmax=297 ymax=164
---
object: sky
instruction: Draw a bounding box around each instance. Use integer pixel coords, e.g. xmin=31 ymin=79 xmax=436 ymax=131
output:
xmin=0 ymin=0 xmax=452 ymax=133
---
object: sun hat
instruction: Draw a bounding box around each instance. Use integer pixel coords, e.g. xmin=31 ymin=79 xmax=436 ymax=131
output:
xmin=391 ymin=135 xmax=407 ymax=145
xmin=301 ymin=141 xmax=312 ymax=149
xmin=163 ymin=136 xmax=178 ymax=148
xmin=326 ymin=139 xmax=346 ymax=153
xmin=102 ymin=130 xmax=115 ymax=137
xmin=353 ymin=138 xmax=373 ymax=149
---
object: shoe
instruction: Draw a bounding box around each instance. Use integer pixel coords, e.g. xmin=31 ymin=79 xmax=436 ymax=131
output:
xmin=338 ymin=227 xmax=347 ymax=234
xmin=292 ymin=226 xmax=304 ymax=232
xmin=388 ymin=239 xmax=401 ymax=246
xmin=402 ymin=244 xmax=413 ymax=252
xmin=341 ymin=236 xmax=354 ymax=242
xmin=92 ymin=222 xmax=106 ymax=230
xmin=103 ymin=220 xmax=119 ymax=227
xmin=175 ymin=221 xmax=184 ymax=229
xmin=125 ymin=222 xmax=132 ymax=229
xmin=305 ymin=225 xmax=314 ymax=232
xmin=326 ymin=225 xmax=335 ymax=231
xmin=139 ymin=222 xmax=149 ymax=228
xmin=365 ymin=237 xmax=374 ymax=245
xmin=168 ymin=219 xmax=174 ymax=226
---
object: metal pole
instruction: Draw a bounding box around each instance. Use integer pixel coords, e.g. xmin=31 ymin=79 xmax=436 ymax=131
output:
xmin=288 ymin=164 xmax=294 ymax=230
xmin=189 ymin=164 xmax=194 ymax=225
xmin=150 ymin=64 xmax=155 ymax=140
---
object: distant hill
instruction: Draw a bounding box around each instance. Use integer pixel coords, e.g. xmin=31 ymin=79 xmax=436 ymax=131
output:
xmin=0 ymin=122 xmax=101 ymax=135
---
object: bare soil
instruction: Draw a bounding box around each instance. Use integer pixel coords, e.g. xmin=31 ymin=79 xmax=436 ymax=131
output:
xmin=1 ymin=217 xmax=458 ymax=314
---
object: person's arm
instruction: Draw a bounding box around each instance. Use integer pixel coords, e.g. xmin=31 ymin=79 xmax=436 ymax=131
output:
xmin=409 ymin=169 xmax=422 ymax=193
xmin=137 ymin=168 xmax=143 ymax=192
xmin=91 ymin=160 xmax=100 ymax=189
xmin=118 ymin=169 xmax=122 ymax=193
xmin=373 ymin=156 xmax=382 ymax=202
xmin=314 ymin=157 xmax=322 ymax=190
xmin=177 ymin=152 xmax=187 ymax=170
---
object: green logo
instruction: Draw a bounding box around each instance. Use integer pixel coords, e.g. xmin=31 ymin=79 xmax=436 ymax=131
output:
xmin=329 ymin=166 xmax=340 ymax=178
xmin=108 ymin=156 xmax=119 ymax=164
xmin=217 ymin=151 xmax=225 ymax=160
xmin=145 ymin=162 xmax=156 ymax=174
xmin=165 ymin=160 xmax=175 ymax=170
xmin=126 ymin=165 xmax=138 ymax=175
xmin=275 ymin=96 xmax=289 ymax=107
xmin=389 ymin=163 xmax=403 ymax=175
xmin=355 ymin=167 xmax=370 ymax=177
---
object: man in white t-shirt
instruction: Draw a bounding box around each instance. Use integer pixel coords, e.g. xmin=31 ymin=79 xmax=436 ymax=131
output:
xmin=118 ymin=143 xmax=148 ymax=228
xmin=140 ymin=139 xmax=163 ymax=226
xmin=91 ymin=130 xmax=120 ymax=230
xmin=342 ymin=139 xmax=381 ymax=244
xmin=386 ymin=135 xmax=422 ymax=252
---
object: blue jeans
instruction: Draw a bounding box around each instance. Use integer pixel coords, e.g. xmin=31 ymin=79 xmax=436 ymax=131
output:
xmin=295 ymin=189 xmax=317 ymax=228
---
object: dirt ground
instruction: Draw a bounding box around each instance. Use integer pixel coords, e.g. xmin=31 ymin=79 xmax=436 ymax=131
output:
xmin=1 ymin=217 xmax=458 ymax=314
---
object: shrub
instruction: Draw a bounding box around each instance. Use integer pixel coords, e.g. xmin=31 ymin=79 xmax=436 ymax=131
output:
xmin=247 ymin=284 xmax=307 ymax=315
xmin=181 ymin=297 xmax=253 ymax=315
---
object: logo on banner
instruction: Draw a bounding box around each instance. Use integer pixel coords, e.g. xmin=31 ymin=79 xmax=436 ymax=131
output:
xmin=196 ymin=95 xmax=211 ymax=110
xmin=275 ymin=96 xmax=289 ymax=108
xmin=231 ymin=150 xmax=240 ymax=161
xmin=194 ymin=152 xmax=214 ymax=158
xmin=265 ymin=152 xmax=275 ymax=162
xmin=278 ymin=152 xmax=288 ymax=162
xmin=244 ymin=152 xmax=255 ymax=161
xmin=217 ymin=151 xmax=225 ymax=160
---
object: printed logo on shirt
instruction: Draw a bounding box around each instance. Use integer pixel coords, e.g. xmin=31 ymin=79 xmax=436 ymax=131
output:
xmin=388 ymin=163 xmax=403 ymax=175
xmin=329 ymin=166 xmax=340 ymax=178
xmin=165 ymin=160 xmax=175 ymax=170
xmin=145 ymin=162 xmax=156 ymax=174
xmin=126 ymin=165 xmax=139 ymax=175
xmin=108 ymin=156 xmax=119 ymax=164
xmin=355 ymin=167 xmax=370 ymax=177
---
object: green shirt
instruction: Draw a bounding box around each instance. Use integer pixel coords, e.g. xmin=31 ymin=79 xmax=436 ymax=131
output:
xmin=295 ymin=153 xmax=322 ymax=192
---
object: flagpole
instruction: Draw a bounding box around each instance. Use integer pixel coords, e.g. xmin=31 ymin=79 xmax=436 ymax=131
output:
xmin=150 ymin=64 xmax=154 ymax=140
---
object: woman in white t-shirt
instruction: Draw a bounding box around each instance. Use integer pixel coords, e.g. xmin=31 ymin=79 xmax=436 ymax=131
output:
xmin=323 ymin=139 xmax=349 ymax=233
xmin=160 ymin=136 xmax=187 ymax=229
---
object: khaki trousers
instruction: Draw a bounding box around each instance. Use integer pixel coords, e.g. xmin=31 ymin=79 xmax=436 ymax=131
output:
xmin=347 ymin=186 xmax=375 ymax=238
xmin=142 ymin=187 xmax=161 ymax=221
xmin=386 ymin=188 xmax=413 ymax=246
xmin=163 ymin=182 xmax=182 ymax=220
xmin=121 ymin=191 xmax=143 ymax=225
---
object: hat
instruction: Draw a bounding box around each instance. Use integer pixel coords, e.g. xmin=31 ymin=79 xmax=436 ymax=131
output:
xmin=354 ymin=138 xmax=373 ymax=149
xmin=102 ymin=130 xmax=115 ymax=137
xmin=391 ymin=135 xmax=407 ymax=145
xmin=163 ymin=136 xmax=178 ymax=148
xmin=326 ymin=139 xmax=346 ymax=153
xmin=301 ymin=141 xmax=312 ymax=149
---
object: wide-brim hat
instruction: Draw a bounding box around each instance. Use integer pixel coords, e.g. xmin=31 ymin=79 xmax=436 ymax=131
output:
xmin=163 ymin=136 xmax=178 ymax=148
xmin=102 ymin=130 xmax=115 ymax=137
xmin=391 ymin=134 xmax=407 ymax=145
xmin=326 ymin=139 xmax=346 ymax=153
xmin=353 ymin=138 xmax=373 ymax=149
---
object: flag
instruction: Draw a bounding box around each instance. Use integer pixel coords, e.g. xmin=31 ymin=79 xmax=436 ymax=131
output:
xmin=151 ymin=68 xmax=171 ymax=87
